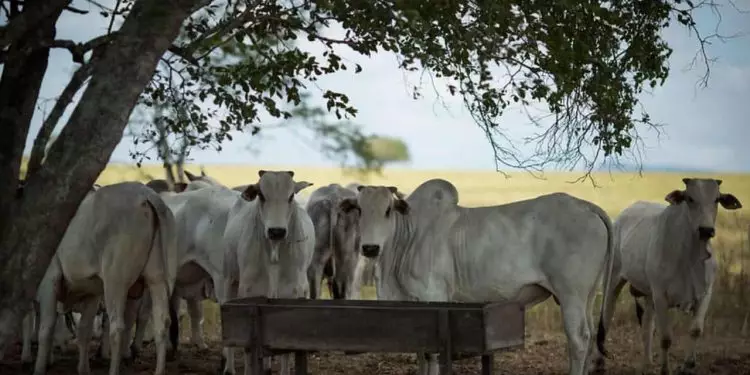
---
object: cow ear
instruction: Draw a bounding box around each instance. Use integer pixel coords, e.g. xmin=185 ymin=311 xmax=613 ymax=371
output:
xmin=242 ymin=184 xmax=260 ymax=201
xmin=294 ymin=181 xmax=313 ymax=193
xmin=665 ymin=190 xmax=685 ymax=204
xmin=715 ymin=179 xmax=723 ymax=186
xmin=682 ymin=177 xmax=692 ymax=186
xmin=393 ymin=199 xmax=410 ymax=214
xmin=174 ymin=183 xmax=188 ymax=193
xmin=719 ymin=193 xmax=742 ymax=210
xmin=356 ymin=185 xmax=365 ymax=192
xmin=339 ymin=198 xmax=359 ymax=214
xmin=286 ymin=170 xmax=295 ymax=178
xmin=258 ymin=170 xmax=267 ymax=178
xmin=184 ymin=170 xmax=199 ymax=182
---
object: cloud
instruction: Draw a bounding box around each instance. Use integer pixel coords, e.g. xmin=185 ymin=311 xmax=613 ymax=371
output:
xmin=21 ymin=1 xmax=750 ymax=172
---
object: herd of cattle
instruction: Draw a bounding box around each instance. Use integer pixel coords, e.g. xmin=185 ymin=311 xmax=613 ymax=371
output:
xmin=0 ymin=170 xmax=742 ymax=375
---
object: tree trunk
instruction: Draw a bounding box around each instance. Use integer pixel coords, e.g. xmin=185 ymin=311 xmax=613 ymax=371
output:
xmin=0 ymin=0 xmax=65 ymax=255
xmin=0 ymin=0 xmax=206 ymax=349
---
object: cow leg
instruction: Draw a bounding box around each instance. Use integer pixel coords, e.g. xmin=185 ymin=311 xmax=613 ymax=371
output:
xmin=75 ymin=298 xmax=100 ymax=375
xmin=146 ymin=282 xmax=170 ymax=375
xmin=560 ymin=297 xmax=591 ymax=375
xmin=103 ymin=290 xmax=127 ymax=375
xmin=592 ymin=276 xmax=626 ymax=371
xmin=186 ymin=298 xmax=207 ymax=349
xmin=679 ymin=284 xmax=714 ymax=374
xmin=166 ymin=294 xmax=180 ymax=361
xmin=307 ymin=251 xmax=328 ymax=299
xmin=33 ymin=281 xmax=59 ymax=375
xmin=639 ymin=298 xmax=656 ymax=374
xmin=98 ymin=309 xmax=110 ymax=360
xmin=131 ymin=297 xmax=150 ymax=361
xmin=652 ymin=294 xmax=673 ymax=375
xmin=221 ymin=278 xmax=238 ymax=375
xmin=121 ymin=298 xmax=140 ymax=364
xmin=21 ymin=310 xmax=34 ymax=366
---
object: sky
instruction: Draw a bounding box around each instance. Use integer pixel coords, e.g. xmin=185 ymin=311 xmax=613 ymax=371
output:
xmin=17 ymin=0 xmax=750 ymax=172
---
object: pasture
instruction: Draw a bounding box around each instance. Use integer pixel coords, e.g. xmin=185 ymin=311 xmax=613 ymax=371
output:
xmin=3 ymin=164 xmax=750 ymax=374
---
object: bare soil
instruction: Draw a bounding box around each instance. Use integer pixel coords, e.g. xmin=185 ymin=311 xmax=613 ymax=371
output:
xmin=2 ymin=329 xmax=749 ymax=374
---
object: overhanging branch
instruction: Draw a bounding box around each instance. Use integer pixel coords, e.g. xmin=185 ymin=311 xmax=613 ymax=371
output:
xmin=0 ymin=32 xmax=114 ymax=64
xmin=26 ymin=63 xmax=95 ymax=179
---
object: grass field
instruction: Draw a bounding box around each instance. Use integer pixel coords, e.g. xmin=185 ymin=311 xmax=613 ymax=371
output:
xmin=4 ymin=163 xmax=750 ymax=374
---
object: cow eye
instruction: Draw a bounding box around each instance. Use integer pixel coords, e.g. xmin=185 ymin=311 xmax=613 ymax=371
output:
xmin=258 ymin=192 xmax=266 ymax=202
xmin=385 ymin=206 xmax=392 ymax=218
xmin=288 ymin=194 xmax=294 ymax=203
xmin=685 ymin=196 xmax=694 ymax=203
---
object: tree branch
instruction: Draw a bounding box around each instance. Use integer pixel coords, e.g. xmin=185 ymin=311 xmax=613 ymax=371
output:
xmin=64 ymin=5 xmax=89 ymax=14
xmin=26 ymin=63 xmax=94 ymax=180
xmin=0 ymin=32 xmax=114 ymax=64
xmin=0 ymin=0 xmax=70 ymax=50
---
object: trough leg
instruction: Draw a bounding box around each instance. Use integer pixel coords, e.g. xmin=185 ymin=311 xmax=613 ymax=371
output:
xmin=437 ymin=310 xmax=452 ymax=375
xmin=481 ymin=354 xmax=494 ymax=375
xmin=294 ymin=351 xmax=308 ymax=375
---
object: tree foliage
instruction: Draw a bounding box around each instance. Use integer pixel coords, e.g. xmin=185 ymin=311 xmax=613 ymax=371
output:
xmin=107 ymin=0 xmax=725 ymax=177
xmin=365 ymin=135 xmax=410 ymax=166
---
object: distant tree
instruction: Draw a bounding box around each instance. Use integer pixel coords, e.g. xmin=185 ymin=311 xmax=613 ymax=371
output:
xmin=0 ymin=0 xmax=736 ymax=346
xmin=365 ymin=136 xmax=410 ymax=167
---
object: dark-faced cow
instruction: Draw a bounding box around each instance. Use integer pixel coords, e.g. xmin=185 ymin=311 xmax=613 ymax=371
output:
xmin=305 ymin=183 xmax=364 ymax=300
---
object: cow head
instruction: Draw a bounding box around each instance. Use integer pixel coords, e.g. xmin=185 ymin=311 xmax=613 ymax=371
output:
xmin=664 ymin=178 xmax=742 ymax=241
xmin=241 ymin=170 xmax=313 ymax=260
xmin=339 ymin=185 xmax=409 ymax=259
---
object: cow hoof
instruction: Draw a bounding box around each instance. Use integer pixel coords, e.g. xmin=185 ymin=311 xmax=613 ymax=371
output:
xmin=167 ymin=348 xmax=178 ymax=362
xmin=130 ymin=345 xmax=141 ymax=362
xmin=121 ymin=356 xmax=133 ymax=367
xmin=677 ymin=362 xmax=696 ymax=375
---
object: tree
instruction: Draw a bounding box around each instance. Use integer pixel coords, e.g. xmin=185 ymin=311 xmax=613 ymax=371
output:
xmin=365 ymin=135 xmax=410 ymax=167
xmin=0 ymin=0 xmax=731 ymax=348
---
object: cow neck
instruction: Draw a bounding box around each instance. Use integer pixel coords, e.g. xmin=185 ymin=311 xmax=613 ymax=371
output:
xmin=661 ymin=204 xmax=710 ymax=308
xmin=377 ymin=210 xmax=420 ymax=301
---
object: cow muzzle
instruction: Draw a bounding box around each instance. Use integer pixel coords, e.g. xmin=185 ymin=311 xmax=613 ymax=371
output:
xmin=698 ymin=226 xmax=715 ymax=240
xmin=267 ymin=227 xmax=287 ymax=241
xmin=361 ymin=244 xmax=380 ymax=258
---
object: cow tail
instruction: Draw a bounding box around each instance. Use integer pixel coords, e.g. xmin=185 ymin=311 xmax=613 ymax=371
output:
xmin=145 ymin=194 xmax=179 ymax=354
xmin=328 ymin=201 xmax=338 ymax=298
xmin=593 ymin=205 xmax=615 ymax=359
xmin=145 ymin=195 xmax=175 ymax=298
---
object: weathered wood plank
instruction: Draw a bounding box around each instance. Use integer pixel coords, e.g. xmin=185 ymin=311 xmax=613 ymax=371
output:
xmin=221 ymin=297 xmax=525 ymax=356
xmin=438 ymin=310 xmax=453 ymax=375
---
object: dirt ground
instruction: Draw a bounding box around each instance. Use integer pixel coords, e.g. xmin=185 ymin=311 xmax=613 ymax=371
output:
xmin=2 ymin=329 xmax=749 ymax=375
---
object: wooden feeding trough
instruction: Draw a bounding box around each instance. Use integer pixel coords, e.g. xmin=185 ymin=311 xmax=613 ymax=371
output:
xmin=221 ymin=297 xmax=525 ymax=375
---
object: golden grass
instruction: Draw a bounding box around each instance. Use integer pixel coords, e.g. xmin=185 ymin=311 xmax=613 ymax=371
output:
xmin=100 ymin=163 xmax=750 ymax=340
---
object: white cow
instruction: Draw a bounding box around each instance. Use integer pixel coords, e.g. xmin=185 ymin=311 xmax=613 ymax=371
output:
xmin=221 ymin=170 xmax=315 ymax=375
xmin=129 ymin=183 xmax=236 ymax=361
xmin=338 ymin=180 xmax=615 ymax=375
xmin=32 ymin=182 xmax=177 ymax=375
xmin=305 ymin=183 xmax=364 ymax=300
xmin=593 ymin=178 xmax=742 ymax=375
